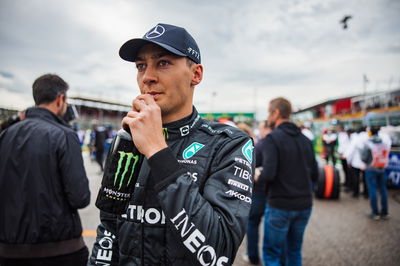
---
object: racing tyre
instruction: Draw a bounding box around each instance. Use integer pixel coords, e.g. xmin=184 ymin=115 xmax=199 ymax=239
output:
xmin=315 ymin=165 xmax=340 ymax=199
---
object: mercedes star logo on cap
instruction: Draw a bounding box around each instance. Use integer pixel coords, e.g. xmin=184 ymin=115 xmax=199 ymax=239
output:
xmin=145 ymin=25 xmax=165 ymax=39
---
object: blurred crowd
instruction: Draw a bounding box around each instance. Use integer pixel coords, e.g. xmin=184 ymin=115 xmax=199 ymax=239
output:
xmin=1 ymin=101 xmax=398 ymax=266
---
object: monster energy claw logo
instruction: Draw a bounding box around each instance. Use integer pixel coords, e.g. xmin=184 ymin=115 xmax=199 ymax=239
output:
xmin=242 ymin=139 xmax=253 ymax=163
xmin=162 ymin=128 xmax=169 ymax=140
xmin=114 ymin=151 xmax=139 ymax=190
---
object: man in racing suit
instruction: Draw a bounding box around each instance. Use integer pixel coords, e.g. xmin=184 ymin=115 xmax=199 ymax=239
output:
xmin=89 ymin=23 xmax=255 ymax=266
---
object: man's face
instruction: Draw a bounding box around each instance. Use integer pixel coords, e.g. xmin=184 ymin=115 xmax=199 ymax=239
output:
xmin=135 ymin=44 xmax=198 ymax=122
xmin=57 ymin=94 xmax=68 ymax=117
xmin=267 ymin=106 xmax=278 ymax=128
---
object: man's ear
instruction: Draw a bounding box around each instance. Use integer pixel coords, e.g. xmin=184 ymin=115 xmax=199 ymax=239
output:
xmin=56 ymin=94 xmax=64 ymax=108
xmin=275 ymin=109 xmax=281 ymax=119
xmin=191 ymin=64 xmax=203 ymax=86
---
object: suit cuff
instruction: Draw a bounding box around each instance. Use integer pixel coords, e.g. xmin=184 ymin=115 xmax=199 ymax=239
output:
xmin=147 ymin=147 xmax=186 ymax=192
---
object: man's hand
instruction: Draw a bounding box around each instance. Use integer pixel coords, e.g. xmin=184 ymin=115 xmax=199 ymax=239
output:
xmin=122 ymin=94 xmax=168 ymax=158
xmin=254 ymin=167 xmax=261 ymax=183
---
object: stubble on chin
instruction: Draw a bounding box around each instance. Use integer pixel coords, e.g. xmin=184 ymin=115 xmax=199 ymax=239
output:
xmin=268 ymin=120 xmax=275 ymax=129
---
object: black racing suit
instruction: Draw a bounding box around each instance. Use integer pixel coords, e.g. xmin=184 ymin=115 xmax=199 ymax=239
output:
xmin=89 ymin=108 xmax=255 ymax=266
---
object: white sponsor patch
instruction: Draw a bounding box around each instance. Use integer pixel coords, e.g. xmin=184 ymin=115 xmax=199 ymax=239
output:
xmin=225 ymin=190 xmax=252 ymax=203
xmin=170 ymin=208 xmax=230 ymax=266
xmin=125 ymin=205 xmax=166 ymax=225
xmin=233 ymin=166 xmax=252 ymax=184
xmin=180 ymin=125 xmax=190 ymax=136
xmin=187 ymin=172 xmax=198 ymax=182
xmin=178 ymin=159 xmax=198 ymax=165
xmin=234 ymin=157 xmax=252 ymax=169
xmin=227 ymin=179 xmax=249 ymax=191
xmin=95 ymin=230 xmax=116 ymax=264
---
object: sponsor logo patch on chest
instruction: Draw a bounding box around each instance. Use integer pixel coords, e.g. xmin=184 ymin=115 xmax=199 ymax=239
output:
xmin=183 ymin=142 xmax=205 ymax=159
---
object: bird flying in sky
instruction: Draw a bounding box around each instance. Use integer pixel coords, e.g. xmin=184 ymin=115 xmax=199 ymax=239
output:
xmin=340 ymin=15 xmax=352 ymax=29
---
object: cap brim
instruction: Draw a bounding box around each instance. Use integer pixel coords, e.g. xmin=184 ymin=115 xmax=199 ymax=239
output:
xmin=119 ymin=38 xmax=186 ymax=62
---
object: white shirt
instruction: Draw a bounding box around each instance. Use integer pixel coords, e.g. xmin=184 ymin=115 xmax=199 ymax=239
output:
xmin=323 ymin=132 xmax=337 ymax=144
xmin=302 ymin=128 xmax=314 ymax=141
xmin=379 ymin=130 xmax=392 ymax=147
xmin=345 ymin=132 xmax=368 ymax=170
xmin=337 ymin=131 xmax=350 ymax=155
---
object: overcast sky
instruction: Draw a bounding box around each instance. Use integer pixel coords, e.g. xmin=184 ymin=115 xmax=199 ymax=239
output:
xmin=1 ymin=0 xmax=399 ymax=119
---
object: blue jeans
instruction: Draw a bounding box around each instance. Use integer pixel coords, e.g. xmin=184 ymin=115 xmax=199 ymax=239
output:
xmin=246 ymin=193 xmax=266 ymax=264
xmin=263 ymin=206 xmax=312 ymax=266
xmin=365 ymin=168 xmax=388 ymax=215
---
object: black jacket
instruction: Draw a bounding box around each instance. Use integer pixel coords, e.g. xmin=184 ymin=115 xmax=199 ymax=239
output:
xmin=89 ymin=108 xmax=255 ymax=266
xmin=254 ymin=137 xmax=268 ymax=195
xmin=258 ymin=122 xmax=318 ymax=210
xmin=0 ymin=107 xmax=90 ymax=257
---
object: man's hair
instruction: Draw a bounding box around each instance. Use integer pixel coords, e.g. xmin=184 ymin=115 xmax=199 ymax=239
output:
xmin=370 ymin=126 xmax=380 ymax=136
xmin=269 ymin=97 xmax=292 ymax=119
xmin=186 ymin=57 xmax=195 ymax=67
xmin=32 ymin=74 xmax=69 ymax=105
xmin=357 ymin=126 xmax=366 ymax=134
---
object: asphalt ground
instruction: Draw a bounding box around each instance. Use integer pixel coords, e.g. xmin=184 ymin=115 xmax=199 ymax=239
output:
xmin=80 ymin=152 xmax=400 ymax=266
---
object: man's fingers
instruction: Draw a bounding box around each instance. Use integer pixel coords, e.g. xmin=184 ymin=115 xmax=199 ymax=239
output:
xmin=121 ymin=116 xmax=131 ymax=129
xmin=137 ymin=94 xmax=156 ymax=106
xmin=121 ymin=116 xmax=138 ymax=130
xmin=132 ymin=98 xmax=147 ymax=112
xmin=132 ymin=94 xmax=153 ymax=111
xmin=126 ymin=110 xmax=140 ymax=118
xmin=132 ymin=94 xmax=160 ymax=114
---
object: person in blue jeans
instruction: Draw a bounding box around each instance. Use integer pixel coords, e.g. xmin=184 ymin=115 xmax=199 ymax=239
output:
xmin=362 ymin=126 xmax=391 ymax=220
xmin=246 ymin=193 xmax=267 ymax=264
xmin=365 ymin=168 xmax=388 ymax=219
xmin=244 ymin=121 xmax=271 ymax=265
xmin=263 ymin=207 xmax=312 ymax=265
xmin=257 ymin=97 xmax=318 ymax=266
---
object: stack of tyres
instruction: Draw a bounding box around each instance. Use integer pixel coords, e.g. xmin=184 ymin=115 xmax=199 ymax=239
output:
xmin=315 ymin=165 xmax=340 ymax=199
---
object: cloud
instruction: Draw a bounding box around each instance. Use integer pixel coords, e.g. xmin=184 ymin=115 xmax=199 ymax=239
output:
xmin=0 ymin=0 xmax=399 ymax=119
xmin=383 ymin=44 xmax=400 ymax=54
xmin=0 ymin=87 xmax=33 ymax=109
xmin=0 ymin=71 xmax=14 ymax=79
xmin=0 ymin=70 xmax=31 ymax=95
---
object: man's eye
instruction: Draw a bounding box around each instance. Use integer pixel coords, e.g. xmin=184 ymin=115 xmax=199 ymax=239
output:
xmin=136 ymin=63 xmax=146 ymax=71
xmin=159 ymin=60 xmax=170 ymax=67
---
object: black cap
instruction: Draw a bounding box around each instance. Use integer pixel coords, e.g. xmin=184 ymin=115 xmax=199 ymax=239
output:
xmin=119 ymin=23 xmax=201 ymax=64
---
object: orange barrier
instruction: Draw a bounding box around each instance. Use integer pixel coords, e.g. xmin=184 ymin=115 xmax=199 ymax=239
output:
xmin=82 ymin=230 xmax=97 ymax=237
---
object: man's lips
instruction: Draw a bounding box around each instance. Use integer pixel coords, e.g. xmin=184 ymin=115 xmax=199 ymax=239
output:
xmin=147 ymin=91 xmax=161 ymax=99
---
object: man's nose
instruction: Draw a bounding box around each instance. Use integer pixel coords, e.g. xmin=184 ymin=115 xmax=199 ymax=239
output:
xmin=142 ymin=65 xmax=157 ymax=85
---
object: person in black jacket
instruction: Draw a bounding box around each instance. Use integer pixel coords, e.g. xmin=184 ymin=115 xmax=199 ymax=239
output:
xmin=0 ymin=74 xmax=91 ymax=266
xmin=258 ymin=97 xmax=318 ymax=266
xmin=92 ymin=123 xmax=107 ymax=172
xmin=89 ymin=23 xmax=255 ymax=266
xmin=0 ymin=110 xmax=26 ymax=132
